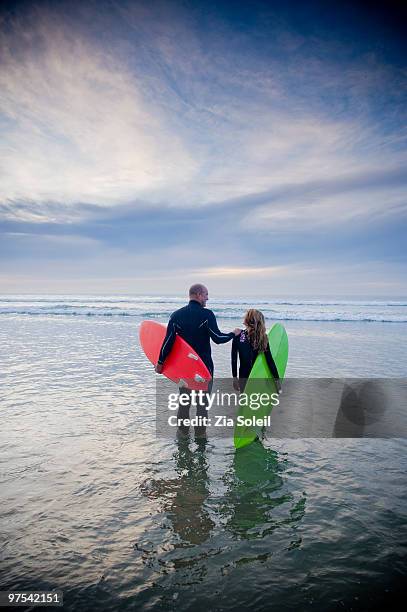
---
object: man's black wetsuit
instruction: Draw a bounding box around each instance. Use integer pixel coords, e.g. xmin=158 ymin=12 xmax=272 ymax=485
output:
xmin=231 ymin=330 xmax=280 ymax=391
xmin=158 ymin=299 xmax=234 ymax=376
xmin=158 ymin=299 xmax=234 ymax=430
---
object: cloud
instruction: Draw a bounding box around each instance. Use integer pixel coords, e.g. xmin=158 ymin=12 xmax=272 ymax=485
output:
xmin=1 ymin=255 xmax=405 ymax=296
xmin=243 ymin=167 xmax=407 ymax=231
xmin=196 ymin=266 xmax=285 ymax=277
xmin=1 ymin=0 xmax=406 ymax=212
xmin=1 ymin=163 xmax=406 ymax=274
xmin=0 ymin=4 xmax=197 ymax=206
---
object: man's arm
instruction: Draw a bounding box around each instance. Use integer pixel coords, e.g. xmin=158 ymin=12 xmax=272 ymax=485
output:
xmin=207 ymin=311 xmax=239 ymax=344
xmin=156 ymin=316 xmax=177 ymax=372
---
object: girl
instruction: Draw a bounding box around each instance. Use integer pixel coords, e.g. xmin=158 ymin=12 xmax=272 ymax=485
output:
xmin=231 ymin=309 xmax=281 ymax=393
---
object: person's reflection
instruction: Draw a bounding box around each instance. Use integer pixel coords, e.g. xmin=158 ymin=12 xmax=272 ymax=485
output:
xmin=141 ymin=437 xmax=214 ymax=545
xmin=221 ymin=440 xmax=306 ymax=543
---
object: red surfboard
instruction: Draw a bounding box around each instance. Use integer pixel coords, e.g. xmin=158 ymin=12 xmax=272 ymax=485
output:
xmin=139 ymin=320 xmax=211 ymax=390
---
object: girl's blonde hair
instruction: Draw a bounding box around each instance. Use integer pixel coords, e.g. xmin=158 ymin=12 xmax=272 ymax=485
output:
xmin=244 ymin=309 xmax=268 ymax=352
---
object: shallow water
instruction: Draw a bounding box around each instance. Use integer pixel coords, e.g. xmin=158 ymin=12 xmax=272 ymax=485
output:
xmin=1 ymin=307 xmax=407 ymax=611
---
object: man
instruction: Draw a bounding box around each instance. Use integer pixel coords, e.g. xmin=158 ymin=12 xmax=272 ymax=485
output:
xmin=156 ymin=283 xmax=240 ymax=435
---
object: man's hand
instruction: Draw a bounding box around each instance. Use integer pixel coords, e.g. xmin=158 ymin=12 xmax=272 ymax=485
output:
xmin=155 ymin=363 xmax=163 ymax=374
xmin=233 ymin=328 xmax=241 ymax=336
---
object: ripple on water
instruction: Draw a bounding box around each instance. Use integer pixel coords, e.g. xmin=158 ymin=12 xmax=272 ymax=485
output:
xmin=1 ymin=316 xmax=406 ymax=610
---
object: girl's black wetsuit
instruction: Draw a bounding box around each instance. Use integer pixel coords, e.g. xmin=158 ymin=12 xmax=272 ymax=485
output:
xmin=231 ymin=329 xmax=280 ymax=390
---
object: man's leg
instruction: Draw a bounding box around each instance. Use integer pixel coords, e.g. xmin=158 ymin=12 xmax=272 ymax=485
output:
xmin=177 ymin=387 xmax=191 ymax=436
xmin=195 ymin=379 xmax=213 ymax=438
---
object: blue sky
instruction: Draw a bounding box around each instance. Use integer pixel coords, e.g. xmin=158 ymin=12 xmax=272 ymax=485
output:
xmin=0 ymin=0 xmax=406 ymax=296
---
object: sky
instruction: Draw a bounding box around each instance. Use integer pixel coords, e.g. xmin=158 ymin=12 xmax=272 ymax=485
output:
xmin=0 ymin=0 xmax=406 ymax=297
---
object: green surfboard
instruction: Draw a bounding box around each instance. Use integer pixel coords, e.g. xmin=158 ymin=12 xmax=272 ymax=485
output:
xmin=234 ymin=323 xmax=289 ymax=449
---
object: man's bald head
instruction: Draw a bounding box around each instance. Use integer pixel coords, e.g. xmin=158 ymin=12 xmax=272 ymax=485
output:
xmin=189 ymin=284 xmax=208 ymax=306
xmin=189 ymin=283 xmax=207 ymax=297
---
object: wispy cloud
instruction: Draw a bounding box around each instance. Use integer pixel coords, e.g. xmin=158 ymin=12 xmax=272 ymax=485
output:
xmin=1 ymin=1 xmax=406 ymax=211
xmin=243 ymin=167 xmax=407 ymax=230
xmin=196 ymin=266 xmax=285 ymax=277
xmin=0 ymin=4 xmax=197 ymax=206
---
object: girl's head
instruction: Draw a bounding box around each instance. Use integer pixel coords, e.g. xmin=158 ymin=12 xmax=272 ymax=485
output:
xmin=243 ymin=309 xmax=268 ymax=352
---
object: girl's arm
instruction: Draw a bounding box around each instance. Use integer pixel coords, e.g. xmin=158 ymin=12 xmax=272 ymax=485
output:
xmin=231 ymin=335 xmax=239 ymax=378
xmin=265 ymin=343 xmax=280 ymax=382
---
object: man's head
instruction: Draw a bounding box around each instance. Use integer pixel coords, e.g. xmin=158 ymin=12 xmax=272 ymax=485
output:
xmin=189 ymin=283 xmax=208 ymax=307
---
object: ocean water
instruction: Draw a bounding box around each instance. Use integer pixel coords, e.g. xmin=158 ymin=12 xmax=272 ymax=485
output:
xmin=1 ymin=295 xmax=407 ymax=611
xmin=1 ymin=295 xmax=407 ymax=323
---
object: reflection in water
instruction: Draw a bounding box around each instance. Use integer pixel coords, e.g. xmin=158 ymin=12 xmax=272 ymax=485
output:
xmin=141 ymin=438 xmax=306 ymax=553
xmin=141 ymin=437 xmax=214 ymax=545
xmin=221 ymin=440 xmax=306 ymax=546
xmin=137 ymin=438 xmax=307 ymax=609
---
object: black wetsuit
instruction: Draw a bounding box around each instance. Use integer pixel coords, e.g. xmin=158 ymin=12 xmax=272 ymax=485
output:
xmin=158 ymin=299 xmax=234 ymax=376
xmin=231 ymin=329 xmax=280 ymax=390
